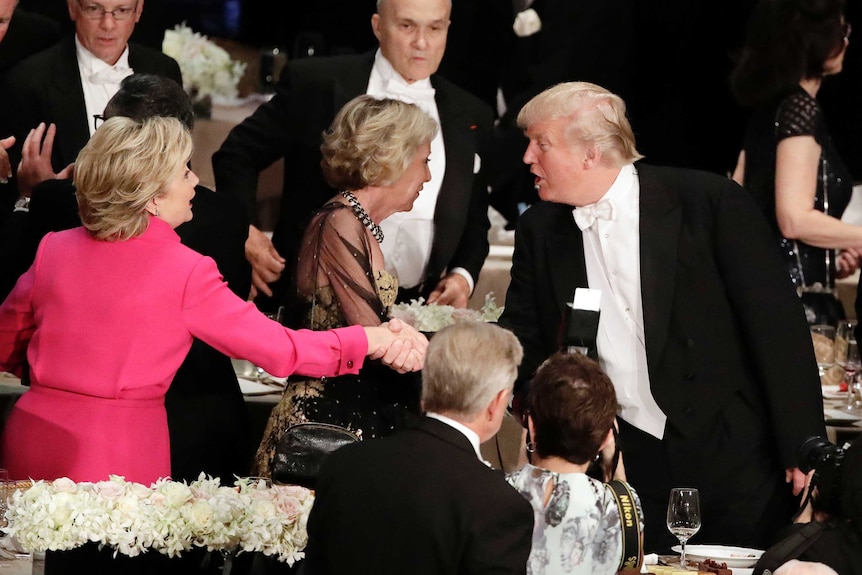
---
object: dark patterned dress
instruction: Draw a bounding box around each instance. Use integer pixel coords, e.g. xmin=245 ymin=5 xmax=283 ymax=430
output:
xmin=740 ymin=87 xmax=854 ymax=323
xmin=254 ymin=203 xmax=420 ymax=476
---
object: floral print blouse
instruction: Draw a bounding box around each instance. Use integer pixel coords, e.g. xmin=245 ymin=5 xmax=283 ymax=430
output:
xmin=507 ymin=464 xmax=644 ymax=575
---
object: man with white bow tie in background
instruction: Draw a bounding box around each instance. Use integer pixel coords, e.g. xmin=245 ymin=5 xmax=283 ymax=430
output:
xmin=499 ymin=82 xmax=826 ymax=554
xmin=0 ymin=0 xmax=181 ymax=191
xmin=213 ymin=0 xmax=492 ymax=314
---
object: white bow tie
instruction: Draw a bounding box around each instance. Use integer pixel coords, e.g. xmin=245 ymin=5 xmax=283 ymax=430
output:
xmin=384 ymin=78 xmax=436 ymax=104
xmin=88 ymin=65 xmax=133 ymax=86
xmin=573 ymin=198 xmax=615 ymax=230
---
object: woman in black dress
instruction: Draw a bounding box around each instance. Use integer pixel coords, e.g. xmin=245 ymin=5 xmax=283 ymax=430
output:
xmin=731 ymin=0 xmax=858 ymax=324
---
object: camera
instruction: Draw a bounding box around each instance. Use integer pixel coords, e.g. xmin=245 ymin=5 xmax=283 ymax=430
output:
xmin=797 ymin=436 xmax=848 ymax=516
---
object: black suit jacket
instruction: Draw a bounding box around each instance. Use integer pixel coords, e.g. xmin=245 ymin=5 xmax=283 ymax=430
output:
xmin=500 ymin=163 xmax=825 ymax=469
xmin=212 ymin=51 xmax=492 ymax=305
xmin=0 ymin=181 xmax=253 ymax=482
xmin=0 ymin=8 xmax=62 ymax=79
xmin=1 ymin=35 xmax=182 ymax=173
xmin=303 ymin=417 xmax=532 ymax=575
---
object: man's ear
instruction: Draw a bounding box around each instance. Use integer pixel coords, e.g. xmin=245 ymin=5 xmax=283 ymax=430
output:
xmin=135 ymin=0 xmax=145 ymax=23
xmin=371 ymin=13 xmax=381 ymax=42
xmin=583 ymin=145 xmax=601 ymax=169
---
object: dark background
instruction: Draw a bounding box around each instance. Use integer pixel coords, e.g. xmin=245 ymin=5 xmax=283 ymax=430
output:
xmin=13 ymin=0 xmax=862 ymax=181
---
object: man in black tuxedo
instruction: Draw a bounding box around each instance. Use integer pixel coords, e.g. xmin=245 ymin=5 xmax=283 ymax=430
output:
xmin=0 ymin=74 xmax=254 ymax=482
xmin=212 ymin=0 xmax=492 ymax=313
xmin=498 ymin=82 xmax=827 ymax=553
xmin=303 ymin=320 xmax=532 ymax=575
xmin=0 ymin=0 xmax=181 ymax=185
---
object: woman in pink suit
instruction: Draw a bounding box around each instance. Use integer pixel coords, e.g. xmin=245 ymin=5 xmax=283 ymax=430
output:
xmin=0 ymin=116 xmax=426 ymax=485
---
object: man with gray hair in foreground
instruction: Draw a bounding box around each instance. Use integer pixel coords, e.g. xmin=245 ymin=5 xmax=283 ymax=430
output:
xmin=302 ymin=321 xmax=533 ymax=575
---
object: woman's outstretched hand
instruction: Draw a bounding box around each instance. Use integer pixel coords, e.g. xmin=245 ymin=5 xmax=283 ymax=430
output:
xmin=364 ymin=318 xmax=429 ymax=373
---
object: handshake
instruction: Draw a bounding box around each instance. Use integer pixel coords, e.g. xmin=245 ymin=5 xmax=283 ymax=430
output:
xmin=364 ymin=318 xmax=429 ymax=374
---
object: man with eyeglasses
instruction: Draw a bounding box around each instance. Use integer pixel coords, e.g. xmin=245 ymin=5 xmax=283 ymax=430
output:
xmin=0 ymin=0 xmax=181 ymax=207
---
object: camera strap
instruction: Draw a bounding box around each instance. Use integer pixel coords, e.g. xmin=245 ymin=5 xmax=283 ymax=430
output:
xmin=607 ymin=479 xmax=642 ymax=571
xmin=752 ymin=521 xmax=825 ymax=575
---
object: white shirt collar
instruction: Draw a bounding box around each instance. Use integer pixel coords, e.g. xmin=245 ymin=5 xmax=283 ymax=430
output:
xmin=372 ymin=48 xmax=434 ymax=92
xmin=426 ymin=412 xmax=484 ymax=462
xmin=75 ymin=35 xmax=131 ymax=75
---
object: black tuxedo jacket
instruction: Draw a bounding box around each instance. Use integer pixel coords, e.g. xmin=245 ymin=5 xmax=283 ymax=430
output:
xmin=1 ymin=35 xmax=182 ymax=172
xmin=212 ymin=51 xmax=492 ymax=304
xmin=303 ymin=417 xmax=532 ymax=575
xmin=0 ymin=181 xmax=253 ymax=482
xmin=500 ymin=163 xmax=825 ymax=469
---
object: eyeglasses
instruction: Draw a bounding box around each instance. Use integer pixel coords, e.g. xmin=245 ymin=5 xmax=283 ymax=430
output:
xmin=93 ymin=114 xmax=104 ymax=131
xmin=76 ymin=0 xmax=138 ymax=21
xmin=843 ymin=22 xmax=852 ymax=41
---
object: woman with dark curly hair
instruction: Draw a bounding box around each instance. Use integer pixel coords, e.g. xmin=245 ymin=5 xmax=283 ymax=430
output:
xmin=506 ymin=352 xmax=643 ymax=575
xmin=731 ymin=0 xmax=857 ymax=325
xmin=254 ymin=95 xmax=438 ymax=476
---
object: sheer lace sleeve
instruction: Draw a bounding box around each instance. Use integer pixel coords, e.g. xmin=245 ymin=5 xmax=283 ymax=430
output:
xmin=775 ymin=90 xmax=823 ymax=144
xmin=296 ymin=203 xmax=388 ymax=327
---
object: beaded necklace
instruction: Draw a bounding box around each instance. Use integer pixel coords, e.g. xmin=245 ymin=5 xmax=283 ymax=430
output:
xmin=341 ymin=190 xmax=384 ymax=243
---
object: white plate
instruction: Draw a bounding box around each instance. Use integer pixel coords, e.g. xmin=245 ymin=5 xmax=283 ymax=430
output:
xmin=237 ymin=377 xmax=282 ymax=396
xmin=824 ymin=408 xmax=862 ymax=426
xmin=822 ymin=385 xmax=849 ymax=400
xmin=671 ymin=545 xmax=763 ymax=568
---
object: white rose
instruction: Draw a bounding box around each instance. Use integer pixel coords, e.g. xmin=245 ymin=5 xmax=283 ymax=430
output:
xmin=513 ymin=8 xmax=542 ymax=38
xmin=52 ymin=477 xmax=77 ymax=493
xmin=186 ymin=499 xmax=214 ymax=528
xmin=159 ymin=482 xmax=192 ymax=508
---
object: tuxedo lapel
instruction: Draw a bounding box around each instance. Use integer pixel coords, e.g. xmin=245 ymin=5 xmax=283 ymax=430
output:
xmin=50 ymin=37 xmax=90 ymax=168
xmin=428 ymin=76 xmax=473 ymax=275
xmin=637 ymin=164 xmax=681 ymax=369
xmin=546 ymin=204 xmax=588 ymax=318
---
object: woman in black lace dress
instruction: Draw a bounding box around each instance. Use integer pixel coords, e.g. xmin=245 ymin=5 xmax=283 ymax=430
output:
xmin=254 ymin=96 xmax=438 ymax=476
xmin=731 ymin=0 xmax=858 ymax=325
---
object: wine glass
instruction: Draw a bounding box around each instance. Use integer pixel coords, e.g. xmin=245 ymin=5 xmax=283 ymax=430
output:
xmin=0 ymin=468 xmax=8 ymax=530
xmin=835 ymin=320 xmax=857 ymax=365
xmin=810 ymin=324 xmax=836 ymax=379
xmin=842 ymin=340 xmax=862 ymax=414
xmin=667 ymin=487 xmax=701 ymax=569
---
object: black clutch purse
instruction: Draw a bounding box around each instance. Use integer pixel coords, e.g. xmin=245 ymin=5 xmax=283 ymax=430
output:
xmin=270 ymin=422 xmax=361 ymax=489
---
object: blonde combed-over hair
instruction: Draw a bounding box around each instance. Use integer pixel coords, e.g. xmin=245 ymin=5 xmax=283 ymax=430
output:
xmin=421 ymin=321 xmax=523 ymax=419
xmin=320 ymin=95 xmax=438 ymax=191
xmin=75 ymin=116 xmax=193 ymax=241
xmin=517 ymin=81 xmax=643 ymax=167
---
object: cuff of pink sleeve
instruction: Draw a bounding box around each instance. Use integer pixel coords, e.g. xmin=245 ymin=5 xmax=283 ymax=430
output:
xmin=334 ymin=324 xmax=367 ymax=375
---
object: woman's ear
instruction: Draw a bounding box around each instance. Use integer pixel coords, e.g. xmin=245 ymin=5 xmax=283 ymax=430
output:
xmin=598 ymin=427 xmax=614 ymax=452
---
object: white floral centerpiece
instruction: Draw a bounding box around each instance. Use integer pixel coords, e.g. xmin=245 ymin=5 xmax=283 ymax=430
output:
xmin=162 ymin=22 xmax=247 ymax=116
xmin=4 ymin=475 xmax=313 ymax=565
xmin=389 ymin=292 xmax=504 ymax=333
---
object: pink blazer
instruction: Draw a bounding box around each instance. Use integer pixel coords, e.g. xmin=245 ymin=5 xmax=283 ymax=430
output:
xmin=0 ymin=218 xmax=367 ymax=484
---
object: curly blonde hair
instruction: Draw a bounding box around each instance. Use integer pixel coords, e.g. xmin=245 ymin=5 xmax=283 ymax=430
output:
xmin=320 ymin=95 xmax=438 ymax=190
xmin=75 ymin=116 xmax=193 ymax=240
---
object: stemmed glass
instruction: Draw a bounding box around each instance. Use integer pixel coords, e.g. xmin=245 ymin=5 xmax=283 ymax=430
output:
xmin=667 ymin=487 xmax=701 ymax=569
xmin=841 ymin=339 xmax=862 ymax=414
xmin=810 ymin=324 xmax=836 ymax=379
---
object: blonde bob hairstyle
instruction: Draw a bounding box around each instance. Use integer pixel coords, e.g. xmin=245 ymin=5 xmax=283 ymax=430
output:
xmin=517 ymin=81 xmax=643 ymax=167
xmin=75 ymin=116 xmax=193 ymax=241
xmin=421 ymin=321 xmax=523 ymax=419
xmin=320 ymin=95 xmax=438 ymax=191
